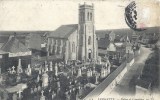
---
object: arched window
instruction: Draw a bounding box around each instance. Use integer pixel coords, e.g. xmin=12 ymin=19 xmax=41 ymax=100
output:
xmin=87 ymin=12 xmax=90 ymax=21
xmin=72 ymin=42 xmax=75 ymax=52
xmin=90 ymin=13 xmax=92 ymax=21
xmin=81 ymin=12 xmax=84 ymax=21
xmin=88 ymin=36 xmax=91 ymax=45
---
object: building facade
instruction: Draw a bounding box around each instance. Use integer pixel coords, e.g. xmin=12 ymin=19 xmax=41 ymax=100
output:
xmin=47 ymin=3 xmax=98 ymax=62
xmin=0 ymin=36 xmax=31 ymax=73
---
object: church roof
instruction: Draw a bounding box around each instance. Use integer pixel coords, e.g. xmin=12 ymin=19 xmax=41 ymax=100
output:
xmin=1 ymin=36 xmax=30 ymax=53
xmin=48 ymin=24 xmax=78 ymax=39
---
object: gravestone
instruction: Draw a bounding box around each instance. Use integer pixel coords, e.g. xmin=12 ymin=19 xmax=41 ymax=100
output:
xmin=38 ymin=85 xmax=41 ymax=91
xmin=90 ymin=69 xmax=93 ymax=77
xmin=42 ymin=72 xmax=48 ymax=87
xmin=34 ymin=86 xmax=37 ymax=93
xmin=16 ymin=75 xmax=21 ymax=82
xmin=8 ymin=68 xmax=12 ymax=74
xmin=52 ymin=91 xmax=56 ymax=99
xmin=40 ymin=90 xmax=45 ymax=100
xmin=31 ymin=88 xmax=34 ymax=94
xmin=37 ymin=75 xmax=40 ymax=83
xmin=77 ymin=67 xmax=82 ymax=77
xmin=87 ymin=69 xmax=90 ymax=77
xmin=12 ymin=93 xmax=17 ymax=100
xmin=95 ymin=73 xmax=99 ymax=85
xmin=17 ymin=59 xmax=23 ymax=74
xmin=49 ymin=61 xmax=53 ymax=71
xmin=55 ymin=63 xmax=58 ymax=76
xmin=26 ymin=64 xmax=32 ymax=76
xmin=12 ymin=66 xmax=16 ymax=74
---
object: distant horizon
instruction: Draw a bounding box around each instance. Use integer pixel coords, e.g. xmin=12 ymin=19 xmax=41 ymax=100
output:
xmin=0 ymin=26 xmax=159 ymax=33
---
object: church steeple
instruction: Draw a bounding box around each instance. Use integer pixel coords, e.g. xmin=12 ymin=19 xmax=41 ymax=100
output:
xmin=78 ymin=3 xmax=97 ymax=61
xmin=79 ymin=3 xmax=94 ymax=24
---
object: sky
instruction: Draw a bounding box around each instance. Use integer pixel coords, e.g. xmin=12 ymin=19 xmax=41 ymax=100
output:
xmin=0 ymin=0 xmax=159 ymax=31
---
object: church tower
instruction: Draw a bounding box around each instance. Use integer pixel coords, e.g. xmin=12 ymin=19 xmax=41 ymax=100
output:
xmin=78 ymin=3 xmax=97 ymax=61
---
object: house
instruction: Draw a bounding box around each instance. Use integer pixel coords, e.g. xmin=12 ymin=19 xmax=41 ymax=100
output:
xmin=0 ymin=35 xmax=32 ymax=73
xmin=96 ymin=30 xmax=133 ymax=65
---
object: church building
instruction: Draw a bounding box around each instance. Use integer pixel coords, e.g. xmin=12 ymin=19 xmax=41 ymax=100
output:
xmin=47 ymin=3 xmax=98 ymax=62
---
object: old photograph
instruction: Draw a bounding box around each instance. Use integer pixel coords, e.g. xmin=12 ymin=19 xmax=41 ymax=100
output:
xmin=0 ymin=0 xmax=159 ymax=100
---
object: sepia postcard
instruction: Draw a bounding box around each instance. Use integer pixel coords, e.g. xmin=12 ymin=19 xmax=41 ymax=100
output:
xmin=0 ymin=0 xmax=159 ymax=100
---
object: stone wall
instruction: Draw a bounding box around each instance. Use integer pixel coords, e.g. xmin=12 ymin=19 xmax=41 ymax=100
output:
xmin=84 ymin=56 xmax=135 ymax=100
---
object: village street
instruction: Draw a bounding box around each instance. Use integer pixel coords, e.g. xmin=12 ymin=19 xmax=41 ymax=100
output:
xmin=110 ymin=45 xmax=153 ymax=96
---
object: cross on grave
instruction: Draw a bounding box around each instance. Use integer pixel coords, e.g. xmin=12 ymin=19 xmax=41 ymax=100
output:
xmin=8 ymin=68 xmax=12 ymax=74
xmin=41 ymin=90 xmax=44 ymax=96
xmin=17 ymin=90 xmax=23 ymax=99
xmin=40 ymin=90 xmax=45 ymax=100
xmin=12 ymin=66 xmax=16 ymax=74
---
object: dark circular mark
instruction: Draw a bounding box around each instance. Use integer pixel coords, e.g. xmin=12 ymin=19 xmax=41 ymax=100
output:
xmin=125 ymin=1 xmax=146 ymax=31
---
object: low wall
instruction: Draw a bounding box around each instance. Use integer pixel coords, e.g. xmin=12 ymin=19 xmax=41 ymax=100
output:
xmin=84 ymin=56 xmax=135 ymax=100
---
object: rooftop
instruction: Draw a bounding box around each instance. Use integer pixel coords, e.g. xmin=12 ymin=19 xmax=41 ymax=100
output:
xmin=48 ymin=24 xmax=78 ymax=39
xmin=1 ymin=36 xmax=30 ymax=53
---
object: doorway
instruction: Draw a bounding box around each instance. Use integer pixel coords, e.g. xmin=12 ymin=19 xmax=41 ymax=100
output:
xmin=88 ymin=49 xmax=92 ymax=59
